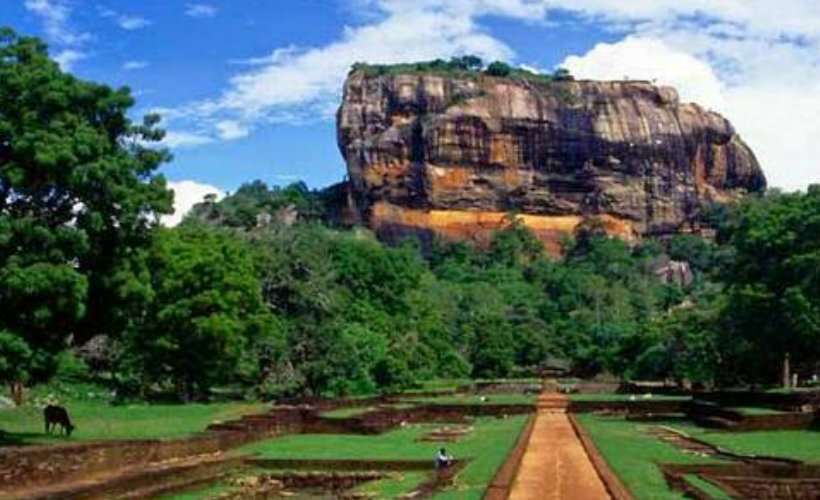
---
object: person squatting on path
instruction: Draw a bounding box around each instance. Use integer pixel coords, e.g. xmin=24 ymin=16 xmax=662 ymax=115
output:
xmin=435 ymin=447 xmax=453 ymax=469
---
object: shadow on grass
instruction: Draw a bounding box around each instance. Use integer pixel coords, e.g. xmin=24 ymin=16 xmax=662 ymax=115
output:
xmin=0 ymin=430 xmax=73 ymax=447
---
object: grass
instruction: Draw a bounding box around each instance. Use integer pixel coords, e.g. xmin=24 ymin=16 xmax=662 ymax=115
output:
xmin=575 ymin=414 xmax=726 ymax=500
xmin=355 ymin=471 xmax=428 ymax=498
xmin=321 ymin=403 xmax=419 ymax=419
xmin=407 ymin=393 xmax=536 ymax=405
xmin=402 ymin=379 xmax=468 ymax=394
xmin=684 ymin=474 xmax=733 ymax=500
xmin=730 ymin=406 xmax=785 ymax=415
xmin=321 ymin=406 xmax=377 ymax=418
xmin=0 ymin=400 xmax=267 ymax=446
xmin=241 ymin=415 xmax=528 ymax=500
xmin=669 ymin=423 xmax=820 ymax=463
xmin=569 ymin=393 xmax=692 ymax=402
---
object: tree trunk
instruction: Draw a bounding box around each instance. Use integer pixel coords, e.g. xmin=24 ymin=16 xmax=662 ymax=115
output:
xmin=10 ymin=381 xmax=24 ymax=406
xmin=782 ymin=352 xmax=791 ymax=390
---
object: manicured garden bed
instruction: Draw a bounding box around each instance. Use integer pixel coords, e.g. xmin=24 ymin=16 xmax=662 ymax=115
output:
xmin=0 ymin=401 xmax=267 ymax=446
xmin=407 ymin=393 xmax=536 ymax=406
xmin=241 ymin=415 xmax=528 ymax=500
xmin=669 ymin=423 xmax=820 ymax=463
xmin=575 ymin=414 xmax=726 ymax=500
xmin=569 ymin=393 xmax=692 ymax=402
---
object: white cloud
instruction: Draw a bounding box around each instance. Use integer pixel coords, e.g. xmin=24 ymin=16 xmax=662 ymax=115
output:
xmin=98 ymin=7 xmax=152 ymax=30
xmin=117 ymin=15 xmax=152 ymax=30
xmin=562 ymin=37 xmax=726 ymax=110
xmin=24 ymin=0 xmax=89 ymax=45
xmin=185 ymin=3 xmax=218 ymax=18
xmin=163 ymin=1 xmax=513 ymax=145
xmin=122 ymin=60 xmax=149 ymax=71
xmin=554 ymin=1 xmax=820 ymax=190
xmin=161 ymin=131 xmax=214 ymax=148
xmin=52 ymin=48 xmax=85 ymax=71
xmin=25 ymin=0 xmax=90 ymax=66
xmin=162 ymin=180 xmax=224 ymax=227
xmin=160 ymin=0 xmax=819 ymax=190
xmin=215 ymin=120 xmax=249 ymax=140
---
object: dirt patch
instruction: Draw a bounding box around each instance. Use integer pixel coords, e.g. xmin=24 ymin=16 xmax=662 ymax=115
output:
xmin=229 ymin=471 xmax=385 ymax=499
xmin=418 ymin=425 xmax=472 ymax=442
xmin=15 ymin=454 xmax=244 ymax=500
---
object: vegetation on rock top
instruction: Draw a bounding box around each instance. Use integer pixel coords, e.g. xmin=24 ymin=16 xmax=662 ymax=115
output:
xmin=350 ymin=55 xmax=574 ymax=83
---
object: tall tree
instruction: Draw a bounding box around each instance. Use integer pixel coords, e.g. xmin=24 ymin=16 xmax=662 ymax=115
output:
xmin=0 ymin=29 xmax=172 ymax=402
xmin=718 ymin=187 xmax=820 ymax=384
xmin=136 ymin=224 xmax=277 ymax=400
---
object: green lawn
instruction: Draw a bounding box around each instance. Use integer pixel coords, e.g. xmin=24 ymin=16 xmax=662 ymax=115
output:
xmin=321 ymin=406 xmax=378 ymax=418
xmin=684 ymin=474 xmax=732 ymax=500
xmin=242 ymin=415 xmax=528 ymax=500
xmin=575 ymin=414 xmax=726 ymax=500
xmin=401 ymin=379 xmax=469 ymax=394
xmin=569 ymin=393 xmax=692 ymax=402
xmin=321 ymin=403 xmax=418 ymax=419
xmin=407 ymin=393 xmax=536 ymax=405
xmin=355 ymin=471 xmax=429 ymax=499
xmin=669 ymin=424 xmax=820 ymax=463
xmin=730 ymin=406 xmax=785 ymax=415
xmin=0 ymin=401 xmax=267 ymax=446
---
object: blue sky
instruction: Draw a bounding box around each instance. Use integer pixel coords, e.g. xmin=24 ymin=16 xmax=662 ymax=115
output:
xmin=5 ymin=1 xmax=819 ymax=223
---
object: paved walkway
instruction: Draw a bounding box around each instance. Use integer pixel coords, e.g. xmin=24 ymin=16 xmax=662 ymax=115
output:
xmin=508 ymin=392 xmax=611 ymax=500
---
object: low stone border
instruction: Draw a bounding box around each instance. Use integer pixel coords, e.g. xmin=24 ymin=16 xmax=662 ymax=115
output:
xmin=568 ymin=400 xmax=686 ymax=414
xmin=481 ymin=412 xmax=536 ymax=500
xmin=654 ymin=425 xmax=803 ymax=466
xmin=568 ymin=413 xmax=634 ymax=500
xmin=0 ymin=408 xmax=305 ymax=496
xmin=660 ymin=462 xmax=820 ymax=500
xmin=246 ymin=458 xmax=466 ymax=471
xmin=15 ymin=455 xmax=245 ymax=500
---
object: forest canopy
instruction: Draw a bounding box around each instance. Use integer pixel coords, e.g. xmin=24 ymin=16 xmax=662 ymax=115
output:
xmin=1 ymin=29 xmax=818 ymax=402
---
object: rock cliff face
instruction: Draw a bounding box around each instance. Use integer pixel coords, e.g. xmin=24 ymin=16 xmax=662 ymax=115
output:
xmin=337 ymin=70 xmax=765 ymax=254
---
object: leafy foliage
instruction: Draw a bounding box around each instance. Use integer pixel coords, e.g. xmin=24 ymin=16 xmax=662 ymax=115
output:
xmin=715 ymin=186 xmax=820 ymax=383
xmin=132 ymin=223 xmax=279 ymax=400
xmin=1 ymin=29 xmax=817 ymax=402
xmin=188 ymin=180 xmax=325 ymax=228
xmin=350 ymin=56 xmax=572 ymax=84
xmin=0 ymin=28 xmax=171 ymax=392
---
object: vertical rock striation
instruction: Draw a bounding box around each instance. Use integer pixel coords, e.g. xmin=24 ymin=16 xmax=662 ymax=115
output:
xmin=337 ymin=70 xmax=765 ymax=254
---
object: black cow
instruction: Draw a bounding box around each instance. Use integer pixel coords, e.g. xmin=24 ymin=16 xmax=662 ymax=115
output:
xmin=44 ymin=405 xmax=75 ymax=436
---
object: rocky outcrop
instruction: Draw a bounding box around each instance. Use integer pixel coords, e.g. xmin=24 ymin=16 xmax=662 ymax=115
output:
xmin=337 ymin=70 xmax=765 ymax=254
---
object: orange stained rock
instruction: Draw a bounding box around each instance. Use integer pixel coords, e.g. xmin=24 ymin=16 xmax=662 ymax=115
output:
xmin=371 ymin=201 xmax=636 ymax=257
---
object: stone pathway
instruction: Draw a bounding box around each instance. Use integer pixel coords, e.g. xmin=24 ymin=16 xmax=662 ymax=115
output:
xmin=508 ymin=392 xmax=611 ymax=500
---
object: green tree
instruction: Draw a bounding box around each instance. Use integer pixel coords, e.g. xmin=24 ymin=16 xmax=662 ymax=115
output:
xmin=135 ymin=224 xmax=276 ymax=400
xmin=0 ymin=29 xmax=171 ymax=401
xmin=450 ymin=55 xmax=483 ymax=71
xmin=718 ymin=187 xmax=820 ymax=384
xmin=485 ymin=61 xmax=512 ymax=77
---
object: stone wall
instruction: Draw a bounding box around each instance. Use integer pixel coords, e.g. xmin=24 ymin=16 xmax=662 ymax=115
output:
xmin=0 ymin=408 xmax=305 ymax=496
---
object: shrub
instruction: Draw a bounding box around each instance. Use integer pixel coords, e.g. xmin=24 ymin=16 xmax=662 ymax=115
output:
xmin=485 ymin=61 xmax=512 ymax=77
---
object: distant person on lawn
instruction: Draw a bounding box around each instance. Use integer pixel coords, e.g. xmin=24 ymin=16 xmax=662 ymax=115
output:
xmin=436 ymin=447 xmax=453 ymax=469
